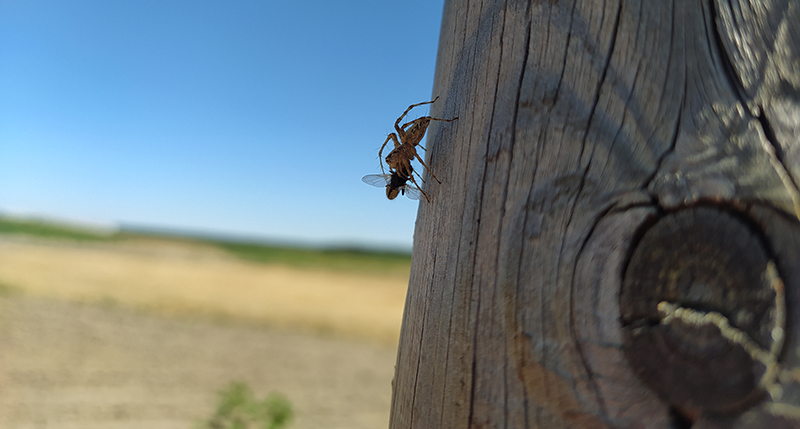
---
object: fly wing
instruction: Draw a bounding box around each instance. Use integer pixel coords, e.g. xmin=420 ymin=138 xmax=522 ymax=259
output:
xmin=362 ymin=174 xmax=390 ymax=187
xmin=402 ymin=184 xmax=422 ymax=200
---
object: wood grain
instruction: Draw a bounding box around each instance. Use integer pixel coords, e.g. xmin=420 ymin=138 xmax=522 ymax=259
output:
xmin=390 ymin=0 xmax=800 ymax=427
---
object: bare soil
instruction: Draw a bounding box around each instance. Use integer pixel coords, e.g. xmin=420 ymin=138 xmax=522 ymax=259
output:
xmin=0 ymin=294 xmax=397 ymax=429
xmin=0 ymin=237 xmax=408 ymax=428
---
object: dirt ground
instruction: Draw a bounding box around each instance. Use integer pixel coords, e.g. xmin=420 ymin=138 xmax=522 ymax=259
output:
xmin=0 ymin=237 xmax=408 ymax=428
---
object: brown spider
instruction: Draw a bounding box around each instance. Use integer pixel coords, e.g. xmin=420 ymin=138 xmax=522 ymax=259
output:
xmin=378 ymin=97 xmax=458 ymax=192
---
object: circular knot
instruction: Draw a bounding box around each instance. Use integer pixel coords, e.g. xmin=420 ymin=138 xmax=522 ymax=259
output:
xmin=620 ymin=206 xmax=784 ymax=416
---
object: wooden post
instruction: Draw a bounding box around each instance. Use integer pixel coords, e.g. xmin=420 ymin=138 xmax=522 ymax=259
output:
xmin=390 ymin=0 xmax=800 ymax=427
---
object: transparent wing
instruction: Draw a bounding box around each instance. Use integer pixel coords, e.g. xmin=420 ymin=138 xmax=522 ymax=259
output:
xmin=401 ymin=184 xmax=422 ymax=200
xmin=362 ymin=174 xmax=390 ymax=187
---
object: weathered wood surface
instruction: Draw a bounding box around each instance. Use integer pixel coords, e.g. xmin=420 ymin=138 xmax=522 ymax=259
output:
xmin=390 ymin=0 xmax=800 ymax=427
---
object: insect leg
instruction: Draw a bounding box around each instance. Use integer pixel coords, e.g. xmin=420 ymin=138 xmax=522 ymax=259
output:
xmin=378 ymin=133 xmax=400 ymax=174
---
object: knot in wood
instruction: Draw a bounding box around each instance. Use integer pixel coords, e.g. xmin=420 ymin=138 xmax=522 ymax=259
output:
xmin=620 ymin=206 xmax=785 ymax=417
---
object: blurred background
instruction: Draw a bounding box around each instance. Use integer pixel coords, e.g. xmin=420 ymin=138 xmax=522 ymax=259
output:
xmin=0 ymin=1 xmax=445 ymax=428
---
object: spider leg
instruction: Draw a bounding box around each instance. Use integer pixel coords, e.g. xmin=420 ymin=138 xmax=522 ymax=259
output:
xmin=406 ymin=174 xmax=431 ymax=202
xmin=401 ymin=116 xmax=458 ymax=131
xmin=413 ymin=168 xmax=426 ymax=184
xmin=378 ymin=133 xmax=400 ymax=174
xmin=394 ymin=96 xmax=440 ymax=134
xmin=400 ymin=117 xmax=430 ymax=133
xmin=415 ymin=153 xmax=441 ymax=184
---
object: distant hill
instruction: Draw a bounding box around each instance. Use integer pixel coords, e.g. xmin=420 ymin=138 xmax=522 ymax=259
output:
xmin=0 ymin=216 xmax=411 ymax=274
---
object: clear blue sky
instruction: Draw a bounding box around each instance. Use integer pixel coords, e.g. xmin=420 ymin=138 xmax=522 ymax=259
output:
xmin=0 ymin=0 xmax=446 ymax=250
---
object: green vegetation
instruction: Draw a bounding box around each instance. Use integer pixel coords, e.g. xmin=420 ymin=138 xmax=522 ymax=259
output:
xmin=219 ymin=242 xmax=410 ymax=274
xmin=0 ymin=282 xmax=22 ymax=297
xmin=0 ymin=216 xmax=411 ymax=274
xmin=197 ymin=382 xmax=293 ymax=429
xmin=0 ymin=217 xmax=115 ymax=242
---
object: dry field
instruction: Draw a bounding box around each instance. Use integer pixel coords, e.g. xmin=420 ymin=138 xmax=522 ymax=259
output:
xmin=0 ymin=236 xmax=410 ymax=428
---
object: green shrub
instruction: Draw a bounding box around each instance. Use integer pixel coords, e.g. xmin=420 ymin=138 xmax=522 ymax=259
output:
xmin=0 ymin=282 xmax=21 ymax=297
xmin=198 ymin=381 xmax=293 ymax=429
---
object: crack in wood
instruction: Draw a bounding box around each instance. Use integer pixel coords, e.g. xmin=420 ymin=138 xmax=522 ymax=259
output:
xmin=709 ymin=0 xmax=800 ymax=218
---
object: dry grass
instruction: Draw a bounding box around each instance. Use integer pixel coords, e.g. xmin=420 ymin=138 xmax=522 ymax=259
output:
xmin=0 ymin=235 xmax=407 ymax=428
xmin=0 ymin=236 xmax=410 ymax=344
